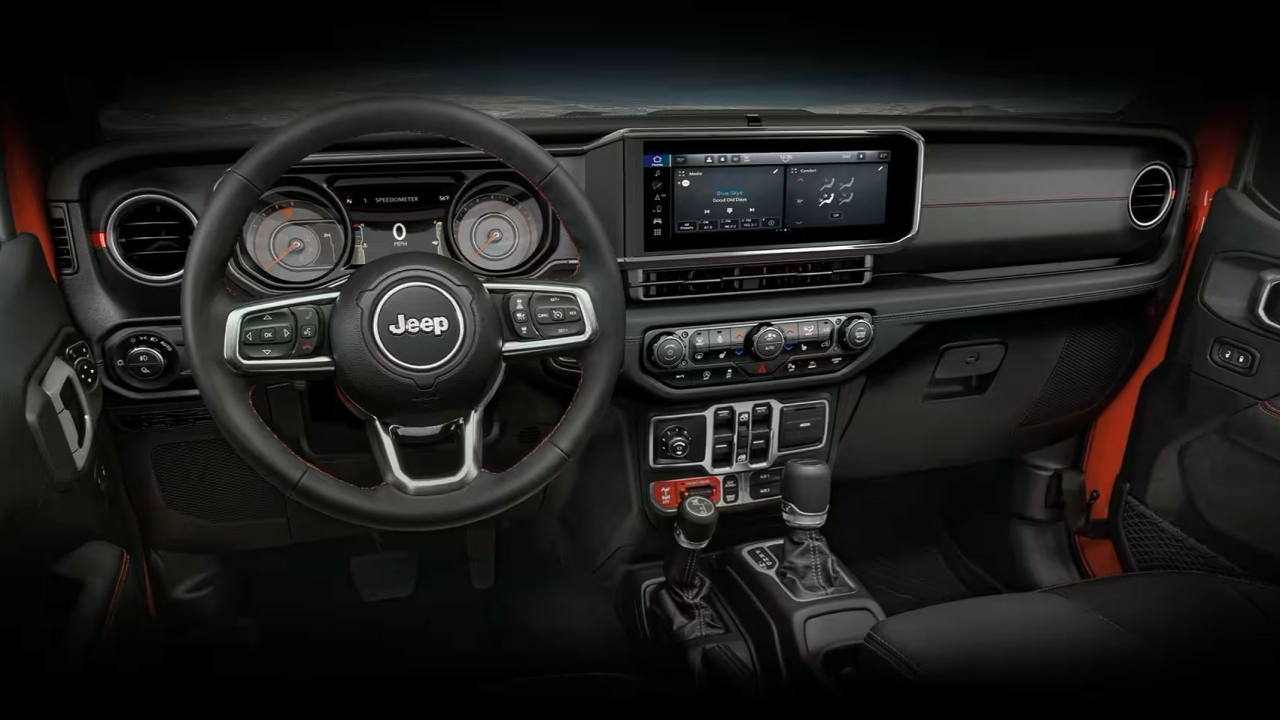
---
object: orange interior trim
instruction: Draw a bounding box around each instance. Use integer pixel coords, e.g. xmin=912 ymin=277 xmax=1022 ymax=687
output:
xmin=1 ymin=100 xmax=56 ymax=278
xmin=1076 ymin=111 xmax=1248 ymax=577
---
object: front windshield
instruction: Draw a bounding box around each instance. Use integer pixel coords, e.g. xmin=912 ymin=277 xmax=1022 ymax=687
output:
xmin=33 ymin=21 xmax=1174 ymax=139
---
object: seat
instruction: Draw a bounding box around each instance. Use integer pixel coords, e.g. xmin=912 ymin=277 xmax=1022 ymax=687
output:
xmin=860 ymin=571 xmax=1280 ymax=683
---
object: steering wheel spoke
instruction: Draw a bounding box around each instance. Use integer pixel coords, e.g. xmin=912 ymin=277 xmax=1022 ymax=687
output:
xmin=367 ymin=366 xmax=502 ymax=495
xmin=484 ymin=280 xmax=600 ymax=358
xmin=222 ymin=289 xmax=340 ymax=376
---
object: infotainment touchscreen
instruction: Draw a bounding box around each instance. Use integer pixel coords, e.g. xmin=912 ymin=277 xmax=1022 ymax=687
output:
xmin=638 ymin=134 xmax=920 ymax=255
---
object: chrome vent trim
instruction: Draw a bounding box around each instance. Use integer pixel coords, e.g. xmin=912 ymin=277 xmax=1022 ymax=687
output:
xmin=1128 ymin=162 xmax=1175 ymax=229
xmin=105 ymin=194 xmax=197 ymax=284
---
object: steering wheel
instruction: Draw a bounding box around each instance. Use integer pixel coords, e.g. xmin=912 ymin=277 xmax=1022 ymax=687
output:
xmin=181 ymin=98 xmax=624 ymax=531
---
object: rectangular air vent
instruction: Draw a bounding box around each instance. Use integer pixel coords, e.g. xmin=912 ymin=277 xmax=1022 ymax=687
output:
xmin=47 ymin=204 xmax=77 ymax=275
xmin=628 ymin=258 xmax=872 ymax=300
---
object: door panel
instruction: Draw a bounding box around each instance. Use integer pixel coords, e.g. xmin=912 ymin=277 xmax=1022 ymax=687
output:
xmin=0 ymin=230 xmax=140 ymax=663
xmin=1119 ymin=181 xmax=1280 ymax=582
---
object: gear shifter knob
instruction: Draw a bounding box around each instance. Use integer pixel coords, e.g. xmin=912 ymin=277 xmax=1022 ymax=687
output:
xmin=675 ymin=494 xmax=718 ymax=549
xmin=782 ymin=458 xmax=831 ymax=528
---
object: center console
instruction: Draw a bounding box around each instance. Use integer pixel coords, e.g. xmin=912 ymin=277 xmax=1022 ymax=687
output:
xmin=645 ymin=396 xmax=832 ymax=514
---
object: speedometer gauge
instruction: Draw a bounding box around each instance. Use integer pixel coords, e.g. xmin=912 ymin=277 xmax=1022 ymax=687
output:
xmin=450 ymin=187 xmax=544 ymax=274
xmin=242 ymin=190 xmax=346 ymax=284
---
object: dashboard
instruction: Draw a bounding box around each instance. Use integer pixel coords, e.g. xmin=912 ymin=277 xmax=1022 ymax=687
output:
xmin=39 ymin=111 xmax=1197 ymax=548
xmin=47 ymin=116 xmax=1190 ymax=404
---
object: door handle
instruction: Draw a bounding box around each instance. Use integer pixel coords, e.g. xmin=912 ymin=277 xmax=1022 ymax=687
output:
xmin=1253 ymin=269 xmax=1280 ymax=333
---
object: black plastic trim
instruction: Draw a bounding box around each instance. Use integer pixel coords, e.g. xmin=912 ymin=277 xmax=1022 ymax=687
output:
xmin=47 ymin=116 xmax=1194 ymax=202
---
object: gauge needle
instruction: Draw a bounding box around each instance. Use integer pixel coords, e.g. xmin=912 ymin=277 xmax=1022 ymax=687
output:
xmin=264 ymin=239 xmax=303 ymax=271
xmin=469 ymin=229 xmax=504 ymax=260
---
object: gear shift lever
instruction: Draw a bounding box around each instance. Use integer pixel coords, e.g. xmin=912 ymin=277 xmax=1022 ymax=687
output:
xmin=776 ymin=459 xmax=855 ymax=599
xmin=781 ymin=457 xmax=832 ymax=528
xmin=649 ymin=494 xmax=726 ymax=640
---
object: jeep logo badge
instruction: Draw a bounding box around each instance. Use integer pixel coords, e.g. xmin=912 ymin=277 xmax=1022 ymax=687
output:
xmin=371 ymin=282 xmax=465 ymax=370
xmin=387 ymin=314 xmax=450 ymax=336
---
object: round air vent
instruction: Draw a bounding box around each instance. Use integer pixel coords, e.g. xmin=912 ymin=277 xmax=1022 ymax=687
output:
xmin=106 ymin=194 xmax=197 ymax=283
xmin=1128 ymin=162 xmax=1175 ymax=229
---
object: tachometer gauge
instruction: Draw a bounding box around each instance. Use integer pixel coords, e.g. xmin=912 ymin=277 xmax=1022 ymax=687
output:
xmin=242 ymin=190 xmax=346 ymax=284
xmin=450 ymin=187 xmax=544 ymax=274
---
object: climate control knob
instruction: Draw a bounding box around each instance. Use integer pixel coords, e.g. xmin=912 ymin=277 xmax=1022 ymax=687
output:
xmin=749 ymin=325 xmax=786 ymax=360
xmin=841 ymin=318 xmax=874 ymax=352
xmin=651 ymin=334 xmax=687 ymax=369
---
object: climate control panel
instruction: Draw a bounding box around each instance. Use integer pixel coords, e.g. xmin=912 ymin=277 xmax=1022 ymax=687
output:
xmin=642 ymin=313 xmax=874 ymax=388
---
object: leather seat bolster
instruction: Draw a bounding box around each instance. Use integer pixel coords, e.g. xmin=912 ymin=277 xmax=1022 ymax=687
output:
xmin=859 ymin=572 xmax=1280 ymax=683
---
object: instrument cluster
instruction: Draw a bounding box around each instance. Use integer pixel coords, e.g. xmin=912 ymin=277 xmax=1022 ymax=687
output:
xmin=233 ymin=173 xmax=561 ymax=292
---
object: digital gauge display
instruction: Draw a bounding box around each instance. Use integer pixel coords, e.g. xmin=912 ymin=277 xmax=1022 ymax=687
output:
xmin=351 ymin=219 xmax=442 ymax=265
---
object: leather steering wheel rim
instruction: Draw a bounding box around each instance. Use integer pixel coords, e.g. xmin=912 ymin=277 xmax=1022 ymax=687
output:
xmin=181 ymin=98 xmax=624 ymax=531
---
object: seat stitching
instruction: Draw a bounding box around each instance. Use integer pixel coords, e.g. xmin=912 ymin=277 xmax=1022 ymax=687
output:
xmin=1259 ymin=402 xmax=1280 ymax=421
xmin=809 ymin=530 xmax=828 ymax=593
xmin=104 ymin=549 xmax=130 ymax=632
xmin=864 ymin=629 xmax=923 ymax=677
xmin=862 ymin=639 xmax=915 ymax=678
xmin=1044 ymin=586 xmax=1146 ymax=640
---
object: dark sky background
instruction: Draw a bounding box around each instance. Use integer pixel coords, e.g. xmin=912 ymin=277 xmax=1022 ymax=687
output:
xmin=8 ymin=13 xmax=1264 ymax=144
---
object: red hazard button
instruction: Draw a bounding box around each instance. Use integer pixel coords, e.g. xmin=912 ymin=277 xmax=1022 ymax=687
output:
xmin=738 ymin=359 xmax=781 ymax=377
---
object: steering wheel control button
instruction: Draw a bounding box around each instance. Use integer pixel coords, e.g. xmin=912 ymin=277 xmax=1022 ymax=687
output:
xmin=652 ymin=334 xmax=687 ymax=369
xmin=293 ymin=305 xmax=320 ymax=325
xmin=506 ymin=292 xmax=540 ymax=339
xmin=529 ymin=293 xmax=585 ymax=334
xmin=238 ymin=309 xmax=299 ymax=359
xmin=372 ymin=281 xmax=466 ymax=371
xmin=543 ymin=321 xmax=586 ymax=337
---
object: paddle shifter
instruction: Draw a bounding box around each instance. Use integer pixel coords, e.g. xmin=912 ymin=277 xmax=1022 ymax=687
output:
xmin=776 ymin=458 xmax=855 ymax=599
xmin=649 ymin=494 xmax=726 ymax=640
